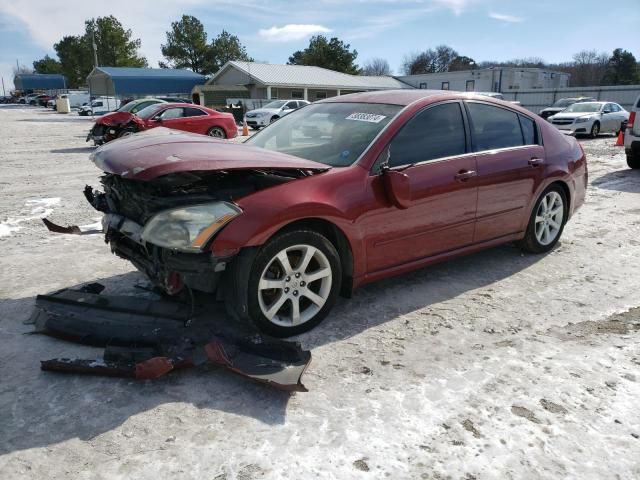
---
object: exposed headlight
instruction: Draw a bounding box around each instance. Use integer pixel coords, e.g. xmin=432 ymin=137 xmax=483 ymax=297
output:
xmin=574 ymin=117 xmax=591 ymax=124
xmin=141 ymin=202 xmax=242 ymax=252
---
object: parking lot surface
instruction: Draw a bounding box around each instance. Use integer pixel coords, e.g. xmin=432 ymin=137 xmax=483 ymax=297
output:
xmin=1 ymin=107 xmax=639 ymax=480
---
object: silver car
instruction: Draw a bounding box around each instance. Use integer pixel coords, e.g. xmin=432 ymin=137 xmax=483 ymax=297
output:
xmin=548 ymin=101 xmax=629 ymax=138
xmin=624 ymin=94 xmax=640 ymax=169
xmin=245 ymin=100 xmax=310 ymax=129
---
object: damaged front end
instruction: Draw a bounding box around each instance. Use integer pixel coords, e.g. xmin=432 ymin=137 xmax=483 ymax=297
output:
xmin=84 ymin=169 xmax=307 ymax=296
xmin=87 ymin=121 xmax=140 ymax=146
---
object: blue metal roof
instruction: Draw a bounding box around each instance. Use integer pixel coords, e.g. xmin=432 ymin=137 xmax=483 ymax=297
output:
xmin=87 ymin=67 xmax=206 ymax=95
xmin=14 ymin=74 xmax=67 ymax=91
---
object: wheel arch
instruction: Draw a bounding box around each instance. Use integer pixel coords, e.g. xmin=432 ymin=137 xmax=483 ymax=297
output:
xmin=549 ymin=179 xmax=571 ymax=214
xmin=266 ymin=217 xmax=355 ymax=298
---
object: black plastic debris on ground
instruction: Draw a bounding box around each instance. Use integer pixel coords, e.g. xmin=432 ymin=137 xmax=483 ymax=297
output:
xmin=30 ymin=285 xmax=311 ymax=392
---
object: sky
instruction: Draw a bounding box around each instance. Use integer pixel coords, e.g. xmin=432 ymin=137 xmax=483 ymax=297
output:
xmin=1 ymin=0 xmax=639 ymax=92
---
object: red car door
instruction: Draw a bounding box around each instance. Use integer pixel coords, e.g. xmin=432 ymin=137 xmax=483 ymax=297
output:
xmin=182 ymin=106 xmax=210 ymax=135
xmin=465 ymin=101 xmax=546 ymax=243
xmin=155 ymin=107 xmax=188 ymax=131
xmin=363 ymin=101 xmax=479 ymax=273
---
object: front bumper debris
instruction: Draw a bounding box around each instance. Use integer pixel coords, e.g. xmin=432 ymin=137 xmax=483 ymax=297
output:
xmin=30 ymin=285 xmax=311 ymax=391
xmin=42 ymin=218 xmax=103 ymax=235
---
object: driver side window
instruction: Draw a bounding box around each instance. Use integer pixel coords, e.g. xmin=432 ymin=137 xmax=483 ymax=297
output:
xmin=385 ymin=102 xmax=467 ymax=168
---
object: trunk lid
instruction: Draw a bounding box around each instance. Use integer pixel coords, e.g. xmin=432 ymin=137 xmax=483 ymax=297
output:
xmin=90 ymin=127 xmax=331 ymax=180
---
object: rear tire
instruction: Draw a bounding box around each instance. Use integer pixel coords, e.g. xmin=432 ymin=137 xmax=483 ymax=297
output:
xmin=517 ymin=184 xmax=568 ymax=254
xmin=207 ymin=126 xmax=226 ymax=138
xmin=228 ymin=230 xmax=342 ymax=337
xmin=628 ymin=154 xmax=640 ymax=169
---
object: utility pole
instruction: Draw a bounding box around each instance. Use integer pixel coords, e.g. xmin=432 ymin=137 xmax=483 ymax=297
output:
xmin=1 ymin=77 xmax=5 ymax=97
xmin=92 ymin=31 xmax=99 ymax=68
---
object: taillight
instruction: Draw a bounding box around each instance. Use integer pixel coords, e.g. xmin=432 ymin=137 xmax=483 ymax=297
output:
xmin=628 ymin=111 xmax=636 ymax=129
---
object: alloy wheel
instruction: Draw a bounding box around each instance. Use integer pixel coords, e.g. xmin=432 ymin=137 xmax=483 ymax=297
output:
xmin=534 ymin=191 xmax=564 ymax=246
xmin=257 ymin=244 xmax=332 ymax=327
xmin=208 ymin=127 xmax=225 ymax=138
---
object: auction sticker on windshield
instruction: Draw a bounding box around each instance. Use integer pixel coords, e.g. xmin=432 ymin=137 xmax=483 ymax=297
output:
xmin=345 ymin=113 xmax=387 ymax=123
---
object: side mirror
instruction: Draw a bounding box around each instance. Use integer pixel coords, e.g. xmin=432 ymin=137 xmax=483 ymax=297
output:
xmin=383 ymin=169 xmax=411 ymax=209
xmin=155 ymin=116 xmax=163 ymax=122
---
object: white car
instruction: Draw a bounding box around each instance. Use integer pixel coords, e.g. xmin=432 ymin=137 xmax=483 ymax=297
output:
xmin=549 ymin=101 xmax=629 ymax=138
xmin=18 ymin=93 xmax=40 ymax=104
xmin=78 ymin=97 xmax=121 ymax=116
xmin=245 ymin=100 xmax=310 ymax=129
xmin=625 ymin=94 xmax=640 ymax=169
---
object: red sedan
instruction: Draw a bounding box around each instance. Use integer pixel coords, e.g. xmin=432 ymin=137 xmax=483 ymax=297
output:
xmin=89 ymin=103 xmax=237 ymax=145
xmin=86 ymin=90 xmax=587 ymax=336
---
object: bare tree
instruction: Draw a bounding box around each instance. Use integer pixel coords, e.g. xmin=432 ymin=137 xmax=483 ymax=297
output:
xmin=401 ymin=45 xmax=472 ymax=75
xmin=570 ymin=50 xmax=609 ymax=86
xmin=478 ymin=57 xmax=546 ymax=68
xmin=12 ymin=64 xmax=33 ymax=76
xmin=360 ymin=58 xmax=391 ymax=76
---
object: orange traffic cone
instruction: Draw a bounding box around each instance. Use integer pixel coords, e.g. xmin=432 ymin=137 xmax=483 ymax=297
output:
xmin=242 ymin=117 xmax=249 ymax=136
xmin=615 ymin=129 xmax=624 ymax=146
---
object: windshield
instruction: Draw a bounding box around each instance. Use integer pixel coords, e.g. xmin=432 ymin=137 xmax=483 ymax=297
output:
xmin=553 ymin=99 xmax=576 ymax=108
xmin=137 ymin=103 xmax=166 ymax=119
xmin=564 ymin=102 xmax=602 ymax=113
xmin=263 ymin=100 xmax=287 ymax=109
xmin=246 ymin=102 xmax=402 ymax=167
xmin=117 ymin=102 xmax=137 ymax=113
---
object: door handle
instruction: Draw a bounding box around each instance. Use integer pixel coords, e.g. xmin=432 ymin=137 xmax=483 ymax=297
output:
xmin=454 ymin=170 xmax=477 ymax=182
xmin=528 ymin=157 xmax=544 ymax=166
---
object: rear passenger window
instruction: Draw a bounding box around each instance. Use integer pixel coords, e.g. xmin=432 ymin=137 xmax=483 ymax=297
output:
xmin=467 ymin=102 xmax=524 ymax=151
xmin=184 ymin=107 xmax=207 ymax=117
xmin=518 ymin=114 xmax=537 ymax=145
xmin=387 ymin=102 xmax=466 ymax=167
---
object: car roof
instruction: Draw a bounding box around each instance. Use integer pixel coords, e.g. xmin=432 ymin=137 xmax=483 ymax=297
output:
xmin=158 ymin=103 xmax=207 ymax=109
xmin=318 ymin=89 xmax=536 ymax=109
xmin=320 ymin=89 xmax=451 ymax=106
xmin=135 ymin=98 xmax=165 ymax=103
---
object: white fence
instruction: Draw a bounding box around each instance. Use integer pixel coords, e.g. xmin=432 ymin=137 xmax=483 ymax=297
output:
xmin=500 ymin=85 xmax=640 ymax=113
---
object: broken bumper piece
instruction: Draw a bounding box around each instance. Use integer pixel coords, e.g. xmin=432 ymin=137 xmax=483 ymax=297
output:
xmin=42 ymin=217 xmax=103 ymax=235
xmin=31 ymin=286 xmax=311 ymax=392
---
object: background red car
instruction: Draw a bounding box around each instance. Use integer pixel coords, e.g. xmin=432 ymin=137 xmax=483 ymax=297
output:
xmin=88 ymin=103 xmax=238 ymax=145
xmin=132 ymin=103 xmax=237 ymax=139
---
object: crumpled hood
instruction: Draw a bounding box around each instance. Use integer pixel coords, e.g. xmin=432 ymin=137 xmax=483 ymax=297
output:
xmin=90 ymin=127 xmax=331 ymax=181
xmin=95 ymin=111 xmax=136 ymax=126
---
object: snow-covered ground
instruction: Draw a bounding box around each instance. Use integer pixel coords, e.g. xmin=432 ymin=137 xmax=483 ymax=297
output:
xmin=0 ymin=107 xmax=639 ymax=479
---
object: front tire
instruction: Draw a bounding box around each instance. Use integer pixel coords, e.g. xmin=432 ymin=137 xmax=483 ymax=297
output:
xmin=270 ymin=116 xmax=279 ymax=124
xmin=589 ymin=121 xmax=600 ymax=138
xmin=517 ymin=184 xmax=568 ymax=254
xmin=231 ymin=230 xmax=342 ymax=337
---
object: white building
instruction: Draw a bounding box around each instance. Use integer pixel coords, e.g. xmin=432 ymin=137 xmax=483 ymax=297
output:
xmin=202 ymin=61 xmax=412 ymax=103
xmin=398 ymin=67 xmax=570 ymax=93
